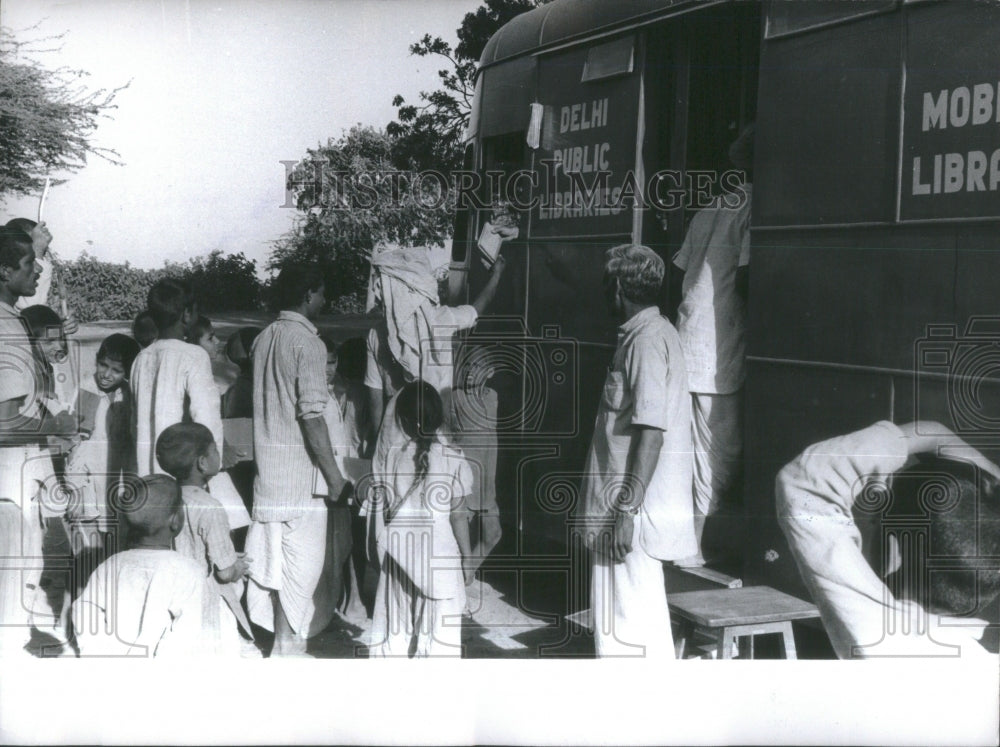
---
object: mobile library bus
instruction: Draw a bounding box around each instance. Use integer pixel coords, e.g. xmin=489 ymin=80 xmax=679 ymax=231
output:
xmin=451 ymin=0 xmax=1000 ymax=637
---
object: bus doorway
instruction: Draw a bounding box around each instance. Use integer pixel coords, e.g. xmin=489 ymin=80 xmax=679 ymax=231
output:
xmin=642 ymin=2 xmax=760 ymax=574
xmin=643 ymin=3 xmax=759 ymax=262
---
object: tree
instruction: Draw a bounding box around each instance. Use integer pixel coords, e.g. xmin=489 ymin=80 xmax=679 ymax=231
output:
xmin=271 ymin=126 xmax=454 ymax=311
xmin=0 ymin=27 xmax=125 ymax=199
xmin=274 ymin=1 xmax=548 ymax=310
xmin=388 ymin=0 xmax=546 ymax=174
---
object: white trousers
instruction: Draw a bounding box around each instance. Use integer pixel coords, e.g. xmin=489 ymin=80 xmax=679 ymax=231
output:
xmin=590 ymin=518 xmax=674 ymax=659
xmin=691 ymin=390 xmax=743 ymax=517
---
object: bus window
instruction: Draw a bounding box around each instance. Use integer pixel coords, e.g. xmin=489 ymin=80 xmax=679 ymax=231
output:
xmin=765 ymin=0 xmax=897 ymax=40
xmin=581 ymin=36 xmax=634 ymax=83
xmin=480 ymin=55 xmax=536 ymax=139
xmin=754 ymin=10 xmax=900 ymax=226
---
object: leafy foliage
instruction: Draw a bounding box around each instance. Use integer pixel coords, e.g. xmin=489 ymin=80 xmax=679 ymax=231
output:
xmin=54 ymin=250 xmax=263 ymax=322
xmin=0 ymin=27 xmax=126 ymax=199
xmin=271 ymin=125 xmax=454 ymax=309
xmin=273 ymin=1 xmax=546 ymax=308
xmin=387 ymin=0 xmax=544 ymax=174
xmin=185 ymin=250 xmax=262 ymax=312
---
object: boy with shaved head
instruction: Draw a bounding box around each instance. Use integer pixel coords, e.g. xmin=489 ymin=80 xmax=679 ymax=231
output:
xmin=72 ymin=475 xmax=206 ymax=657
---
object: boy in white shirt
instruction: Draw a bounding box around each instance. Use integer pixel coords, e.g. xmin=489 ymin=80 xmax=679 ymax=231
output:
xmin=130 ymin=279 xmax=249 ymax=531
xmin=72 ymin=474 xmax=205 ymax=658
xmin=156 ymin=422 xmax=252 ymax=656
xmin=131 ymin=279 xmax=222 ymax=477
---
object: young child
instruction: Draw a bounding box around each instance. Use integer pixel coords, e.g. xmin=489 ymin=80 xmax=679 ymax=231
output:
xmin=64 ymin=334 xmax=140 ymax=562
xmin=132 ymin=310 xmax=158 ymax=349
xmin=71 ymin=474 xmax=206 ymax=658
xmin=450 ymin=344 xmax=503 ymax=590
xmin=188 ymin=314 xmax=231 ymax=398
xmin=315 ymin=336 xmax=355 ymax=618
xmin=19 ymin=304 xmax=79 ymax=644
xmin=19 ymin=304 xmax=75 ymax=416
xmin=331 ymin=337 xmax=369 ymax=459
xmin=187 ymin=315 xmax=220 ymax=362
xmin=369 ymin=380 xmax=474 ymax=658
xmin=329 ymin=336 xmax=375 ymax=618
xmin=221 ymin=326 xmax=262 ymax=419
xmin=220 ymin=327 xmax=262 ymax=541
xmin=155 ymin=422 xmax=252 ymax=656
xmin=131 ymin=279 xmax=250 ymax=534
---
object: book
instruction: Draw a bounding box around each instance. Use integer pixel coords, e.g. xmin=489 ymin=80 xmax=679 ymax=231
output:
xmin=222 ymin=417 xmax=253 ymax=469
xmin=313 ymin=456 xmax=372 ymax=497
xmin=477 ymin=222 xmax=503 ymax=267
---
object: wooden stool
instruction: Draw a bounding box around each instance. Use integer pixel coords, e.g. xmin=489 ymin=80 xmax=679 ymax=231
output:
xmin=669 ymin=586 xmax=820 ymax=659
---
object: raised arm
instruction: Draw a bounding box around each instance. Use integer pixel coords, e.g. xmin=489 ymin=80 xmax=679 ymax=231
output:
xmin=471 ymin=255 xmax=506 ymax=317
xmin=896 ymin=420 xmax=1000 ymax=480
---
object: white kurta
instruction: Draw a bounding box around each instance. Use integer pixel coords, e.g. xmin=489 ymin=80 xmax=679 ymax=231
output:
xmin=369 ymin=440 xmax=469 ymax=658
xmin=72 ymin=548 xmax=206 ymax=658
xmin=131 ymin=338 xmax=223 ymax=477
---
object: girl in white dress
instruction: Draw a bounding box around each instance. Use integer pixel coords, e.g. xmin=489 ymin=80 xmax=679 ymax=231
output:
xmin=369 ymin=381 xmax=474 ymax=658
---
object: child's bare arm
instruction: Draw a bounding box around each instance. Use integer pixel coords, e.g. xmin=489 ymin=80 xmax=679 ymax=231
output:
xmin=450 ymin=493 xmax=475 ymax=585
xmin=215 ymin=552 xmax=250 ymax=584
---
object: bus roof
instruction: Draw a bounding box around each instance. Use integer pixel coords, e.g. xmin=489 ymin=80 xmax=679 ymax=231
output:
xmin=478 ymin=0 xmax=716 ymax=70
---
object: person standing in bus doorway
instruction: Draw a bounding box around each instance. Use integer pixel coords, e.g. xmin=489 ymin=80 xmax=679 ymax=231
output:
xmin=577 ymin=244 xmax=697 ymax=658
xmin=670 ymin=123 xmax=754 ymax=564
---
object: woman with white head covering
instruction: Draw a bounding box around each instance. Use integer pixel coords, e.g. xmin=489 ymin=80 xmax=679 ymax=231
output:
xmin=364 ymin=246 xmax=505 ymax=443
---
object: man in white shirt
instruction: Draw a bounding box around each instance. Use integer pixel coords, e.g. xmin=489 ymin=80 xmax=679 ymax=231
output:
xmin=777 ymin=420 xmax=1000 ymax=658
xmin=0 ymin=227 xmax=52 ymax=654
xmin=8 ymin=219 xmax=53 ymax=313
xmin=246 ymin=265 xmax=347 ymax=657
xmin=671 ymin=124 xmax=754 ymax=559
xmin=576 ymin=244 xmax=697 ymax=658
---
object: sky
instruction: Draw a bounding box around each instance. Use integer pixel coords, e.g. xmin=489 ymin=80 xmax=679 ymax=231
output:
xmin=0 ymin=0 xmax=480 ymax=274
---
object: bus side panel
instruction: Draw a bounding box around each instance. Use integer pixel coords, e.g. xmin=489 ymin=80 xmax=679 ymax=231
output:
xmin=744 ymin=362 xmax=893 ymax=595
xmin=516 ymin=341 xmax=614 ymax=554
xmin=901 ymin=2 xmax=1000 ymax=222
xmin=754 ymin=12 xmax=900 ymax=226
xmin=748 ymin=230 xmax=956 ymax=371
xmin=525 ymin=238 xmax=623 ymax=344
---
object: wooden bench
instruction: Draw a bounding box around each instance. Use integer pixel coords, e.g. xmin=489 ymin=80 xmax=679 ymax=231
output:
xmin=670 ymin=586 xmax=820 ymax=659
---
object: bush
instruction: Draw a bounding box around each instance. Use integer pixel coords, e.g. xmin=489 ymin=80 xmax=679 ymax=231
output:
xmin=55 ymin=253 xmax=163 ymax=322
xmin=185 ymin=250 xmax=262 ymax=313
xmin=53 ymin=250 xmax=264 ymax=322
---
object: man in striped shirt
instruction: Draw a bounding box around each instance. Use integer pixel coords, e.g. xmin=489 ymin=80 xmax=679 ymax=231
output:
xmin=245 ymin=265 xmax=347 ymax=657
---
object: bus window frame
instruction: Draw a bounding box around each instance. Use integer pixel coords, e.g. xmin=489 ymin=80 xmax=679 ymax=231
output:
xmin=763 ymin=0 xmax=899 ymax=42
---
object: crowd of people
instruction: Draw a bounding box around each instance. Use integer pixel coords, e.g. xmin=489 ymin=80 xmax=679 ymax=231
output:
xmin=0 ymin=214 xmax=511 ymax=659
xmin=1 ymin=121 xmax=997 ymax=660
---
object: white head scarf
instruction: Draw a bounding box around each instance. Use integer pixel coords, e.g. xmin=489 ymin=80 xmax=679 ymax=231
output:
xmin=370 ymin=247 xmax=447 ymax=387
